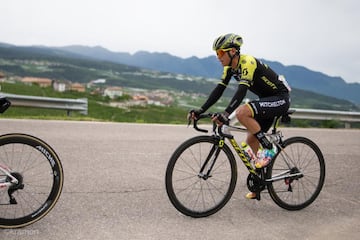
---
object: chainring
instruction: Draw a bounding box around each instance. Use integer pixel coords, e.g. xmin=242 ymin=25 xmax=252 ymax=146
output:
xmin=247 ymin=173 xmax=265 ymax=192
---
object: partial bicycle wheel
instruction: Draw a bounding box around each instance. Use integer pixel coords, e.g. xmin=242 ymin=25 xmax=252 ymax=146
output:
xmin=267 ymin=136 xmax=325 ymax=210
xmin=165 ymin=135 xmax=237 ymax=218
xmin=0 ymin=133 xmax=64 ymax=228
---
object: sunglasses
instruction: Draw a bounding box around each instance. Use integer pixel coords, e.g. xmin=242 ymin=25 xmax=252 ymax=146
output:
xmin=216 ymin=48 xmax=232 ymax=58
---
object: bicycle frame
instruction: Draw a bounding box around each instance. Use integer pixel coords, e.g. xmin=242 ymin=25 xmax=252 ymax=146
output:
xmin=223 ymin=123 xmax=304 ymax=185
xmin=0 ymin=164 xmax=18 ymax=190
xmin=195 ymin=112 xmax=299 ymax=185
xmin=221 ymin=126 xmax=257 ymax=175
xmin=166 ymin=110 xmax=324 ymax=216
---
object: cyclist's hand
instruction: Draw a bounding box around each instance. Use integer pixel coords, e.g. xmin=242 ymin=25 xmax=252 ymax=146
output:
xmin=188 ymin=108 xmax=204 ymax=121
xmin=211 ymin=112 xmax=229 ymax=126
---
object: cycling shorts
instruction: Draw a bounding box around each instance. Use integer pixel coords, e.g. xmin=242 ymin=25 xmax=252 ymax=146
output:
xmin=247 ymin=94 xmax=290 ymax=132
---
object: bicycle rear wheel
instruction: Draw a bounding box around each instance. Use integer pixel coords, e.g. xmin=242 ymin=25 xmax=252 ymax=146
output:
xmin=267 ymin=136 xmax=325 ymax=210
xmin=165 ymin=135 xmax=237 ymax=218
xmin=0 ymin=133 xmax=64 ymax=228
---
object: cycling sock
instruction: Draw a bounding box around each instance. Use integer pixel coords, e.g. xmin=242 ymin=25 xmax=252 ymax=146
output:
xmin=254 ymin=131 xmax=273 ymax=149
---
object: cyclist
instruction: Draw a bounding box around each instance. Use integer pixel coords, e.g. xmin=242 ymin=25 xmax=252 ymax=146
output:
xmin=189 ymin=33 xmax=291 ymax=199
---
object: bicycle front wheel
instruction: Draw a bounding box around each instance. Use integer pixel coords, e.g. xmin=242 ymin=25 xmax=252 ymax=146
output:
xmin=0 ymin=133 xmax=64 ymax=228
xmin=267 ymin=136 xmax=325 ymax=210
xmin=165 ymin=135 xmax=237 ymax=218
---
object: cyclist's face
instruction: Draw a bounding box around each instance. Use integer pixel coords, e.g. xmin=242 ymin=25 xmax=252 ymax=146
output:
xmin=216 ymin=48 xmax=235 ymax=66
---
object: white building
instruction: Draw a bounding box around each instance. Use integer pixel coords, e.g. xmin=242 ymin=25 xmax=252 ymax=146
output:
xmin=104 ymin=87 xmax=123 ymax=99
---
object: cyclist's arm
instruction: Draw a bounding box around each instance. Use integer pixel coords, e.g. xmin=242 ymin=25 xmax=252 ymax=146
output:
xmin=200 ymin=67 xmax=232 ymax=112
xmin=223 ymin=55 xmax=257 ymax=114
xmin=200 ymin=83 xmax=226 ymax=112
xmin=224 ymin=81 xmax=249 ymax=114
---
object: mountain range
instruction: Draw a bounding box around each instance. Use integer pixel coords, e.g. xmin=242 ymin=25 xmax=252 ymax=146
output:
xmin=0 ymin=42 xmax=359 ymax=109
xmin=55 ymin=45 xmax=360 ymax=105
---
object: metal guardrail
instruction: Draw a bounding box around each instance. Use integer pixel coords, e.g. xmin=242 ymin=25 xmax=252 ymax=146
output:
xmin=1 ymin=93 xmax=360 ymax=126
xmin=229 ymin=107 xmax=360 ymax=129
xmin=1 ymin=93 xmax=88 ymax=115
xmin=290 ymin=108 xmax=360 ymax=128
xmin=290 ymin=108 xmax=360 ymax=122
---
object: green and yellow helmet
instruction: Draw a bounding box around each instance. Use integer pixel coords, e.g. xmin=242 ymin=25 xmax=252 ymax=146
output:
xmin=212 ymin=33 xmax=243 ymax=51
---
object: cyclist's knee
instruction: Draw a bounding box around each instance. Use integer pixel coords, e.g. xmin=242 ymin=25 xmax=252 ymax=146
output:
xmin=236 ymin=105 xmax=252 ymax=121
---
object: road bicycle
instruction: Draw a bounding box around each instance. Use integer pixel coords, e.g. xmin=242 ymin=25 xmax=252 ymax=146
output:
xmin=165 ymin=111 xmax=325 ymax=217
xmin=0 ymin=97 xmax=64 ymax=228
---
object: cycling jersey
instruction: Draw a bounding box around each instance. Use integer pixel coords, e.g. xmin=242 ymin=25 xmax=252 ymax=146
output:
xmin=201 ymin=54 xmax=290 ymax=115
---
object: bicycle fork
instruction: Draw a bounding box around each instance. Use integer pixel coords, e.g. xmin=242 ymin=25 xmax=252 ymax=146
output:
xmin=198 ymin=139 xmax=223 ymax=180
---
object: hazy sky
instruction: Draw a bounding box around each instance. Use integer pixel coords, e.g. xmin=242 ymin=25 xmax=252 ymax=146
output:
xmin=2 ymin=0 xmax=359 ymax=83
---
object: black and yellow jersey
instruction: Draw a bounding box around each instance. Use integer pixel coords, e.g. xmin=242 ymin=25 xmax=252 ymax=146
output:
xmin=222 ymin=55 xmax=289 ymax=97
xmin=201 ymin=54 xmax=290 ymax=114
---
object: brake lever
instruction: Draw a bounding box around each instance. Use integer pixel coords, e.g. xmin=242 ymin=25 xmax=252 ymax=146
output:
xmin=187 ymin=118 xmax=192 ymax=128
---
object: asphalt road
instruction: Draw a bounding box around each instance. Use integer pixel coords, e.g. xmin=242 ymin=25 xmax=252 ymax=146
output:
xmin=0 ymin=119 xmax=359 ymax=240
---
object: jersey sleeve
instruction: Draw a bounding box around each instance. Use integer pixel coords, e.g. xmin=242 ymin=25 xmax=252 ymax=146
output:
xmin=224 ymin=83 xmax=248 ymax=114
xmin=223 ymin=55 xmax=257 ymax=114
xmin=239 ymin=55 xmax=257 ymax=83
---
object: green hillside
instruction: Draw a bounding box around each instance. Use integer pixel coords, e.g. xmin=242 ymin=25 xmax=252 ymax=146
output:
xmin=2 ymin=81 xmax=356 ymax=128
xmin=0 ymin=81 xmax=188 ymax=124
xmin=0 ymin=44 xmax=359 ymax=113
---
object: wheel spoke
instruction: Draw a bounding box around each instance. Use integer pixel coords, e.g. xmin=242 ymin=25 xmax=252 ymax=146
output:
xmin=0 ymin=134 xmax=63 ymax=228
xmin=267 ymin=137 xmax=325 ymax=210
xmin=166 ymin=136 xmax=237 ymax=217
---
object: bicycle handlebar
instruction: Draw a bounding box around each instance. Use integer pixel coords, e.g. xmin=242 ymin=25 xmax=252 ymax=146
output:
xmin=189 ymin=113 xmax=235 ymax=138
xmin=188 ymin=113 xmax=214 ymax=133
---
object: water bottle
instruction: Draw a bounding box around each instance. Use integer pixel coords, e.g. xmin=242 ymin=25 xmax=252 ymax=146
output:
xmin=241 ymin=142 xmax=256 ymax=162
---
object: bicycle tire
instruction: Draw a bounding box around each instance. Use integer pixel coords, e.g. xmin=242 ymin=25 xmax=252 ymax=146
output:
xmin=0 ymin=133 xmax=64 ymax=228
xmin=165 ymin=135 xmax=237 ymax=218
xmin=267 ymin=136 xmax=325 ymax=210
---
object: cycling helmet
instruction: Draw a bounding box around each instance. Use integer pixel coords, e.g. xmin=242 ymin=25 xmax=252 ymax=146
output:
xmin=212 ymin=33 xmax=243 ymax=51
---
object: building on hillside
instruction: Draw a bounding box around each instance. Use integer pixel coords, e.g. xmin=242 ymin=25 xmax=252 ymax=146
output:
xmin=87 ymin=78 xmax=106 ymax=88
xmin=53 ymin=81 xmax=68 ymax=92
xmin=104 ymin=86 xmax=123 ymax=99
xmin=21 ymin=77 xmax=52 ymax=87
xmin=70 ymin=83 xmax=86 ymax=92
xmin=133 ymin=95 xmax=149 ymax=102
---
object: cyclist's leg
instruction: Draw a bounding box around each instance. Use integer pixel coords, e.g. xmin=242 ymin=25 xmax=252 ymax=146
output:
xmin=236 ymin=103 xmax=273 ymax=152
xmin=237 ymin=103 xmax=274 ymax=151
xmin=248 ymin=96 xmax=290 ymax=149
xmin=245 ymin=119 xmax=274 ymax=153
xmin=244 ymin=119 xmax=274 ymax=199
xmin=236 ymin=104 xmax=261 ymax=152
xmin=239 ymin=95 xmax=289 ymax=199
xmin=236 ymin=105 xmax=271 ymax=199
